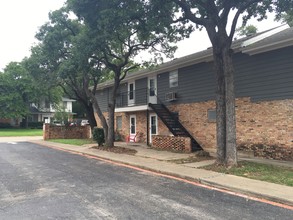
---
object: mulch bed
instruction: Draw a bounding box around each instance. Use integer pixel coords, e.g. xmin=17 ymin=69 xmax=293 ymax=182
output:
xmin=91 ymin=146 xmax=137 ymax=155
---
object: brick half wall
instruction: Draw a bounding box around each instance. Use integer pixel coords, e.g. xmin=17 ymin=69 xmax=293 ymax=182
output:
xmin=152 ymin=135 xmax=192 ymax=153
xmin=43 ymin=124 xmax=91 ymax=140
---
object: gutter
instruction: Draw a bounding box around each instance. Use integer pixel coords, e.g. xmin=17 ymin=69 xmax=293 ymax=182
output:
xmin=242 ymin=38 xmax=293 ymax=55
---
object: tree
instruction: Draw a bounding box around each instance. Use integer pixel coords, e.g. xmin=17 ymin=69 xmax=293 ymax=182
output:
xmin=67 ymin=0 xmax=183 ymax=147
xmin=0 ymin=61 xmax=60 ymax=127
xmin=276 ymin=10 xmax=293 ymax=27
xmin=34 ymin=8 xmax=105 ymax=129
xmin=236 ymin=24 xmax=258 ymax=37
xmin=0 ymin=62 xmax=30 ymax=120
xmin=149 ymin=0 xmax=292 ymax=166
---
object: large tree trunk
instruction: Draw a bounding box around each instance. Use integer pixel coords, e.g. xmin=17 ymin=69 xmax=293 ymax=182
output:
xmin=105 ymin=79 xmax=119 ymax=147
xmin=105 ymin=103 xmax=115 ymax=147
xmin=213 ymin=42 xmax=237 ymax=167
xmin=83 ymin=102 xmax=97 ymax=129
xmin=213 ymin=50 xmax=226 ymax=164
xmin=223 ymin=48 xmax=237 ymax=166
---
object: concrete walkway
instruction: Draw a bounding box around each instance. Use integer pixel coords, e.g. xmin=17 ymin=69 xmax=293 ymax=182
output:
xmin=22 ymin=139 xmax=293 ymax=208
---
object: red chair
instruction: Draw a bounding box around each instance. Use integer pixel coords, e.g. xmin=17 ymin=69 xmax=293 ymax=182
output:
xmin=126 ymin=133 xmax=138 ymax=143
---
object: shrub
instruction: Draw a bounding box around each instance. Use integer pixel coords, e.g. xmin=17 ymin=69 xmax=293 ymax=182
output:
xmin=28 ymin=122 xmax=43 ymax=129
xmin=0 ymin=123 xmax=12 ymax=128
xmin=92 ymin=127 xmax=105 ymax=146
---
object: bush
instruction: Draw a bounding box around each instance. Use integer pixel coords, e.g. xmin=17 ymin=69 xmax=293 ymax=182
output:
xmin=92 ymin=127 xmax=105 ymax=146
xmin=0 ymin=123 xmax=12 ymax=128
xmin=28 ymin=122 xmax=43 ymax=129
xmin=19 ymin=122 xmax=43 ymax=129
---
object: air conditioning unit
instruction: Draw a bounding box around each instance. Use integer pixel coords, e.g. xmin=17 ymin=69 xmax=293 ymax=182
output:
xmin=165 ymin=92 xmax=177 ymax=101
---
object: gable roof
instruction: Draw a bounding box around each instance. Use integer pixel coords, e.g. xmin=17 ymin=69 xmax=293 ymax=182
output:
xmin=97 ymin=25 xmax=292 ymax=89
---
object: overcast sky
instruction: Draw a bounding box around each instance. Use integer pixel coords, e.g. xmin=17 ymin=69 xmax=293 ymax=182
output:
xmin=0 ymin=0 xmax=283 ymax=71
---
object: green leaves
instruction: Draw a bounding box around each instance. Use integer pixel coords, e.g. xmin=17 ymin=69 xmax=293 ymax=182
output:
xmin=0 ymin=62 xmax=36 ymax=118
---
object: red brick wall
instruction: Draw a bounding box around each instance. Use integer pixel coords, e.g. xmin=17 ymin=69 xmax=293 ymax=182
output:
xmin=167 ymin=97 xmax=293 ymax=160
xmin=236 ymin=98 xmax=293 ymax=147
xmin=168 ymin=101 xmax=216 ymax=149
xmin=43 ymin=124 xmax=91 ymax=140
xmin=94 ymin=97 xmax=293 ymax=160
xmin=152 ymin=135 xmax=192 ymax=152
xmin=95 ymin=111 xmax=148 ymax=142
xmin=168 ymin=99 xmax=293 ymax=146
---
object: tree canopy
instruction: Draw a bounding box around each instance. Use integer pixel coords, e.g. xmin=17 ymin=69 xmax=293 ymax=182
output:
xmin=0 ymin=61 xmax=61 ymax=123
xmin=276 ymin=10 xmax=293 ymax=27
xmin=67 ymin=0 xmax=186 ymax=146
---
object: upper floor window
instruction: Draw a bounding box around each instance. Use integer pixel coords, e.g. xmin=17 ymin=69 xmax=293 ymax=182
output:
xmin=169 ymin=70 xmax=178 ymax=88
xmin=63 ymin=101 xmax=68 ymax=109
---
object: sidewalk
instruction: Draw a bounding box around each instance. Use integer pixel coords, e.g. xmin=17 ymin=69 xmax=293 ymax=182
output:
xmin=28 ymin=139 xmax=293 ymax=207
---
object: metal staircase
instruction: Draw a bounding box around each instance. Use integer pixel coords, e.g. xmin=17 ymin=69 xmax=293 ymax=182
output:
xmin=149 ymin=103 xmax=202 ymax=151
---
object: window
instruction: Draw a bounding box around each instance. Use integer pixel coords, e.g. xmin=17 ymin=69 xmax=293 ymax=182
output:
xmin=63 ymin=101 xmax=68 ymax=108
xmin=129 ymin=83 xmax=134 ymax=100
xmin=149 ymin=78 xmax=155 ymax=96
xmin=169 ymin=70 xmax=178 ymax=88
xmin=116 ymin=116 xmax=122 ymax=131
xmin=150 ymin=115 xmax=157 ymax=134
xmin=130 ymin=115 xmax=136 ymax=134
xmin=207 ymin=109 xmax=216 ymax=122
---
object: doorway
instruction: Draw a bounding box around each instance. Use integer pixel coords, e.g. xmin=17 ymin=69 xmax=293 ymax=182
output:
xmin=149 ymin=113 xmax=158 ymax=143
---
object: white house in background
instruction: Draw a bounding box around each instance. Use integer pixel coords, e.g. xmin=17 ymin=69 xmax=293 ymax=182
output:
xmin=29 ymin=97 xmax=76 ymax=123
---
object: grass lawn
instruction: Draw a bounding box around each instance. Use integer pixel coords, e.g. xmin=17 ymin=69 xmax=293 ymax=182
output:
xmin=201 ymin=161 xmax=293 ymax=187
xmin=48 ymin=139 xmax=96 ymax=146
xmin=0 ymin=129 xmax=43 ymax=137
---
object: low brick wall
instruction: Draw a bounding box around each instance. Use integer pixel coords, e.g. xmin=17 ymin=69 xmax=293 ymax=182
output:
xmin=238 ymin=143 xmax=293 ymax=161
xmin=43 ymin=124 xmax=91 ymax=140
xmin=152 ymin=135 xmax=192 ymax=153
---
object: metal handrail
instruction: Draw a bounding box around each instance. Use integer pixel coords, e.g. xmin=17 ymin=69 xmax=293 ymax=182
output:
xmin=116 ymin=88 xmax=149 ymax=108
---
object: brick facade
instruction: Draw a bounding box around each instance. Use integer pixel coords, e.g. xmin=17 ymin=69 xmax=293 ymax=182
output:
xmin=94 ymin=97 xmax=293 ymax=160
xmin=167 ymin=97 xmax=293 ymax=160
xmin=95 ymin=111 xmax=149 ymax=143
xmin=152 ymin=135 xmax=192 ymax=152
xmin=43 ymin=124 xmax=91 ymax=140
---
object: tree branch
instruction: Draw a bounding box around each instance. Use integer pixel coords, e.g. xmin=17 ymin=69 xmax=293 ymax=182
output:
xmin=229 ymin=0 xmax=263 ymax=42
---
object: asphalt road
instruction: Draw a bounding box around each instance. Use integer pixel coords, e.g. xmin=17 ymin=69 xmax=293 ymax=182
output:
xmin=0 ymin=142 xmax=292 ymax=220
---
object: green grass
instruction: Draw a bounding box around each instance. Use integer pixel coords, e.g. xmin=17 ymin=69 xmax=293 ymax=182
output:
xmin=0 ymin=128 xmax=43 ymax=137
xmin=202 ymin=161 xmax=293 ymax=187
xmin=48 ymin=139 xmax=95 ymax=146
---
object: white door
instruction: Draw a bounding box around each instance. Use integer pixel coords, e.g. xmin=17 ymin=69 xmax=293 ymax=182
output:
xmin=149 ymin=114 xmax=158 ymax=143
xmin=130 ymin=115 xmax=136 ymax=135
xmin=128 ymin=82 xmax=135 ymax=106
xmin=148 ymin=76 xmax=157 ymax=104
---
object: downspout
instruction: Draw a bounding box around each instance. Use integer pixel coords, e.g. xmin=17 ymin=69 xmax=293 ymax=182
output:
xmin=146 ymin=109 xmax=149 ymax=146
